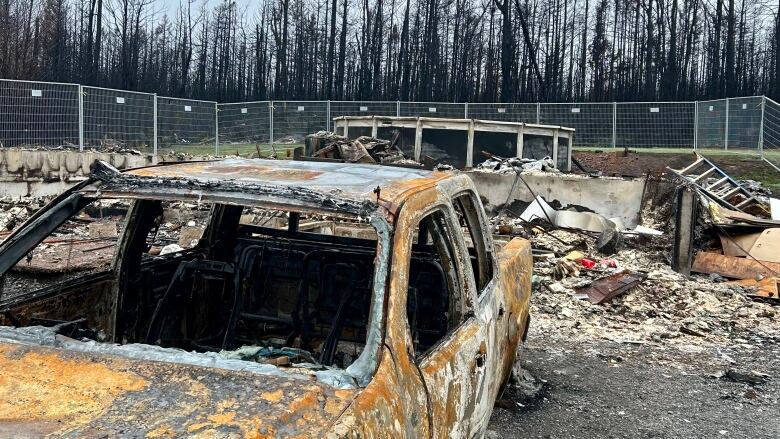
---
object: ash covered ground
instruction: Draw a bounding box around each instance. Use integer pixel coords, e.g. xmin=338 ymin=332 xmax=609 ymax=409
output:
xmin=486 ymin=223 xmax=779 ymax=438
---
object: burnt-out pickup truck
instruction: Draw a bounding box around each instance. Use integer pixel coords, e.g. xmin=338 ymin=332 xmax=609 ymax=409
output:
xmin=0 ymin=158 xmax=531 ymax=438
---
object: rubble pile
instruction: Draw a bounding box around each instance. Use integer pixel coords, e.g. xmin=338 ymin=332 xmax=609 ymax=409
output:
xmin=160 ymin=150 xmax=220 ymax=162
xmin=492 ymin=153 xmax=780 ymax=350
xmin=306 ymin=131 xmax=417 ymax=165
xmin=5 ymin=145 xmax=143 ymax=155
xmin=524 ymin=235 xmax=779 ymax=347
xmin=0 ymin=197 xmax=46 ymax=232
xmin=475 ymin=156 xmax=559 ymax=173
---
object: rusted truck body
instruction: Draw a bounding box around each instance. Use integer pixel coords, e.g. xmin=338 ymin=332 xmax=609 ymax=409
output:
xmin=0 ymin=158 xmax=532 ymax=437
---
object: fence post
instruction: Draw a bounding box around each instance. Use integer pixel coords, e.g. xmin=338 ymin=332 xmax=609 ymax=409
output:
xmin=396 ymin=101 xmax=401 ymax=117
xmin=724 ymin=97 xmax=729 ymax=150
xmin=759 ymin=96 xmax=765 ymax=159
xmin=269 ymin=101 xmax=274 ymax=151
xmin=612 ymin=102 xmax=617 ymax=149
xmin=464 ymin=102 xmax=469 ymax=119
xmin=78 ymin=84 xmax=84 ymax=152
xmin=693 ymin=101 xmax=698 ymax=150
xmin=326 ymin=100 xmax=331 ymax=132
xmin=214 ymin=102 xmax=219 ymax=155
xmin=536 ymin=102 xmax=540 ymax=124
xmin=153 ymin=94 xmax=158 ymax=159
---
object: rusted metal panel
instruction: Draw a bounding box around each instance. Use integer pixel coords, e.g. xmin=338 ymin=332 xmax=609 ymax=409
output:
xmin=0 ymin=341 xmax=356 ymax=437
xmin=81 ymin=159 xmax=453 ymax=221
xmin=382 ymin=177 xmax=533 ymax=438
xmin=122 ymin=158 xmax=449 ymax=206
xmin=577 ymin=271 xmax=645 ymax=304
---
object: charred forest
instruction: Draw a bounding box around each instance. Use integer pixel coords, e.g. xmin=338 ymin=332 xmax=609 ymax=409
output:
xmin=0 ymin=0 xmax=778 ymax=103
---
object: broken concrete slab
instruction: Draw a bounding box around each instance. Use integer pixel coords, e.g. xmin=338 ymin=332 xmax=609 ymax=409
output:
xmin=467 ymin=171 xmax=646 ymax=228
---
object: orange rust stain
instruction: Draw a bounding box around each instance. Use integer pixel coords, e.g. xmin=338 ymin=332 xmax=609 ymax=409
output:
xmin=206 ymin=164 xmax=323 ymax=181
xmin=208 ymin=411 xmax=237 ymax=424
xmin=380 ymin=178 xmax=441 ymax=208
xmin=185 ymin=401 xmax=272 ymax=437
xmin=288 ymin=392 xmax=318 ymax=413
xmin=0 ymin=345 xmax=148 ymax=427
xmin=260 ymin=389 xmax=284 ymax=403
xmin=420 ymin=323 xmax=479 ymax=374
xmin=353 ymin=353 xmax=396 ymax=412
xmin=146 ymin=425 xmax=176 ymax=438
xmin=324 ymin=389 xmax=355 ymax=416
xmin=334 ymin=389 xmax=354 ymax=399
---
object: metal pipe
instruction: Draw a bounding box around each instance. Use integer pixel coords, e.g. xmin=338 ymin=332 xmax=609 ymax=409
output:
xmin=78 ymin=85 xmax=84 ymax=152
xmin=724 ymin=98 xmax=729 ymax=150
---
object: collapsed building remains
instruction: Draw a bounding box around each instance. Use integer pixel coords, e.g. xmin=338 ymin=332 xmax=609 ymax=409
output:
xmin=331 ymin=116 xmax=574 ymax=171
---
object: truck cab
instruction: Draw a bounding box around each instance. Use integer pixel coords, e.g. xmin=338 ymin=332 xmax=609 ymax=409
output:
xmin=0 ymin=158 xmax=531 ymax=437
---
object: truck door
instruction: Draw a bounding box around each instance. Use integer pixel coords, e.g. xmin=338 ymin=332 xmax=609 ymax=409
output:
xmin=452 ymin=191 xmax=504 ymax=435
xmin=403 ymin=206 xmax=489 ymax=438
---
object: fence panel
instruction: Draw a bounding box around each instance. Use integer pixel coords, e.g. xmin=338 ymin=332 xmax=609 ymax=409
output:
xmin=763 ymin=97 xmax=780 ymax=169
xmin=330 ymin=101 xmax=398 ymax=121
xmin=726 ymin=96 xmax=763 ymax=150
xmin=0 ymin=79 xmax=80 ymax=149
xmin=157 ymin=97 xmax=216 ymax=154
xmin=540 ymin=103 xmax=613 ymax=147
xmin=218 ymin=101 xmax=271 ymax=151
xmin=467 ymin=103 xmax=537 ymax=123
xmin=399 ymin=102 xmax=467 ymax=118
xmin=697 ymin=99 xmax=727 ymax=149
xmin=82 ymin=86 xmax=155 ymax=152
xmin=272 ymin=101 xmax=328 ymax=143
xmin=616 ymin=102 xmax=695 ymax=148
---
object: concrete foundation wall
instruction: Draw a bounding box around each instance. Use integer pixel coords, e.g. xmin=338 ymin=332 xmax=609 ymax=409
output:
xmin=0 ymin=148 xmax=151 ymax=197
xmin=467 ymin=171 xmax=646 ymax=227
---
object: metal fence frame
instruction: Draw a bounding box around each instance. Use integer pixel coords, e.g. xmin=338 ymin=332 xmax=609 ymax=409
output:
xmin=156 ymin=95 xmax=217 ymax=155
xmin=81 ymin=85 xmax=156 ymax=152
xmin=0 ymin=79 xmax=777 ymax=166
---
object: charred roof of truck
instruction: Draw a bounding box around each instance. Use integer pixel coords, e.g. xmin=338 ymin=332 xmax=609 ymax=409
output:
xmin=84 ymin=158 xmax=454 ymax=218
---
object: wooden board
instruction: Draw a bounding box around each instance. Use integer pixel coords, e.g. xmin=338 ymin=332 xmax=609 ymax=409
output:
xmin=719 ymin=228 xmax=780 ymax=262
xmin=726 ymin=277 xmax=780 ymax=299
xmin=691 ymin=251 xmax=780 ymax=280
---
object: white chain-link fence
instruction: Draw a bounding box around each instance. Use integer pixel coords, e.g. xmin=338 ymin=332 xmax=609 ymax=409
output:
xmin=217 ymin=101 xmax=271 ymax=154
xmin=0 ymin=79 xmax=777 ymax=167
xmin=0 ymin=79 xmax=80 ymax=148
xmin=157 ymin=96 xmax=216 ymax=154
xmin=82 ymin=86 xmax=155 ymax=151
xmin=761 ymin=97 xmax=780 ymax=172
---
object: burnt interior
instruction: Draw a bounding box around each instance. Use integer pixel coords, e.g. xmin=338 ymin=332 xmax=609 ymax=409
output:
xmin=0 ymin=197 xmax=452 ymax=369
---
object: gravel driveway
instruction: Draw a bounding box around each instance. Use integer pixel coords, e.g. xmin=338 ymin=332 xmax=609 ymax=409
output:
xmin=487 ymin=330 xmax=780 ymax=438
